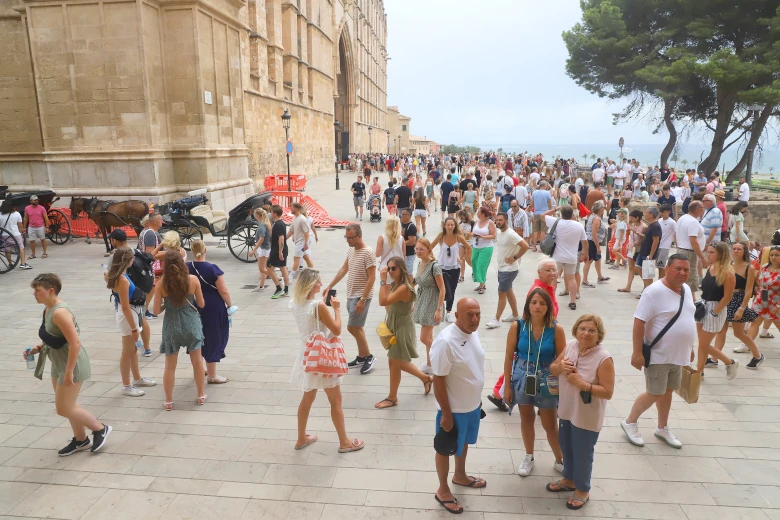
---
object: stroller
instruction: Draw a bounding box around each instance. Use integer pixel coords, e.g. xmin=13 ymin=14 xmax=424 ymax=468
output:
xmin=367 ymin=194 xmax=382 ymax=222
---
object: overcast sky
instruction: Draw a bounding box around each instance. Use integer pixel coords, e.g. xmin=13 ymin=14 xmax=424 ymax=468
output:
xmin=385 ymin=0 xmax=669 ymax=147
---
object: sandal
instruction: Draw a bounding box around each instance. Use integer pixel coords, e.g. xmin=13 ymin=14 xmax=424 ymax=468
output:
xmin=207 ymin=376 xmax=230 ymax=384
xmin=458 ymin=276 xmax=464 ymax=283
xmin=294 ymin=434 xmax=318 ymax=450
xmin=28 ymin=255 xmax=36 ymax=259
xmin=423 ymin=376 xmax=433 ymax=396
xmin=338 ymin=438 xmax=365 ymax=453
xmin=375 ymin=398 xmax=398 ymax=409
xmin=452 ymin=476 xmax=486 ymax=488
xmin=546 ymin=479 xmax=576 ymax=492
xmin=759 ymin=332 xmax=775 ymax=339
xmin=486 ymin=394 xmax=508 ymax=412
xmin=163 ymin=402 xmax=173 ymax=411
xmin=568 ymin=303 xmax=577 ymax=310
xmin=197 ymin=394 xmax=208 ymax=405
xmin=559 ymin=290 xmax=569 ymax=296
xmin=478 ymin=287 xmax=485 ymax=295
xmin=566 ymin=496 xmax=590 ymax=510
xmin=42 ymin=254 xmax=48 ymax=259
xmin=598 ymin=277 xmax=610 ymax=283
xmin=582 ymin=281 xmax=595 ymax=288
xmin=434 ymin=495 xmax=463 ymax=514
xmin=617 ymin=288 xmax=631 ymax=293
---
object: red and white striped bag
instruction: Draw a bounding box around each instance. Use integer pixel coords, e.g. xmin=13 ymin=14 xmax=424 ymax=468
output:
xmin=302 ymin=305 xmax=348 ymax=378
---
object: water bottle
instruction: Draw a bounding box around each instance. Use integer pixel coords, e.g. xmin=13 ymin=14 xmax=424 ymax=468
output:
xmin=226 ymin=305 xmax=238 ymax=316
xmin=228 ymin=316 xmax=232 ymax=328
xmin=25 ymin=348 xmax=36 ymax=370
xmin=135 ymin=339 xmax=144 ymax=350
xmin=101 ymin=264 xmax=108 ymax=274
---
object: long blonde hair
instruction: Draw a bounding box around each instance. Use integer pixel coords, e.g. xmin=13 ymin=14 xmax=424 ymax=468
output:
xmin=253 ymin=207 xmax=271 ymax=233
xmin=709 ymin=241 xmax=734 ymax=286
xmin=292 ymin=268 xmax=319 ymax=305
xmin=384 ymin=215 xmax=401 ymax=246
xmin=106 ymin=246 xmax=134 ymax=290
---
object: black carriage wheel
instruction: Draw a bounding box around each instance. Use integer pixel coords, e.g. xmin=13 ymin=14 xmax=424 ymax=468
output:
xmin=46 ymin=209 xmax=71 ymax=244
xmin=177 ymin=224 xmax=202 ymax=251
xmin=228 ymin=221 xmax=258 ymax=263
xmin=0 ymin=227 xmax=21 ymax=274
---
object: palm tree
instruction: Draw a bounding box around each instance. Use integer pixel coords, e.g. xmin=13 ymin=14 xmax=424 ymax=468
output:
xmin=681 ymin=159 xmax=689 ymax=170
xmin=693 ymin=160 xmax=699 ymax=172
xmin=671 ymin=152 xmax=679 ymax=168
xmin=582 ymin=153 xmax=588 ymax=163
xmin=590 ymin=154 xmax=596 ymax=162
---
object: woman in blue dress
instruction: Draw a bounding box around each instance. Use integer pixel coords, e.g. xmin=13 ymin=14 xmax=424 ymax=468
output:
xmin=188 ymin=240 xmax=233 ymax=384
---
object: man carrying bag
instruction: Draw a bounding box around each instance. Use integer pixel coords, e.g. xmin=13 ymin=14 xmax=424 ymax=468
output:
xmin=621 ymin=254 xmax=697 ymax=449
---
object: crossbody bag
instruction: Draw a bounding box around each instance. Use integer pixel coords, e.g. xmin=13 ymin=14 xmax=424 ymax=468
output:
xmin=642 ymin=287 xmax=685 ymax=368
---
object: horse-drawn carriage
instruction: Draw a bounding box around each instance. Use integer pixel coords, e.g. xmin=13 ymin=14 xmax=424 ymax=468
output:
xmin=157 ymin=189 xmax=273 ymax=263
xmin=0 ymin=186 xmax=72 ymax=274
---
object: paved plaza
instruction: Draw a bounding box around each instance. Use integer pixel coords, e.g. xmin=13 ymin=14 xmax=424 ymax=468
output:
xmin=0 ymin=174 xmax=779 ymax=520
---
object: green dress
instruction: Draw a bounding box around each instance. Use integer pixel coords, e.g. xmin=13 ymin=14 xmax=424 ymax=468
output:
xmin=34 ymin=302 xmax=91 ymax=384
xmin=387 ymin=286 xmax=418 ymax=362
xmin=160 ymin=296 xmax=204 ymax=355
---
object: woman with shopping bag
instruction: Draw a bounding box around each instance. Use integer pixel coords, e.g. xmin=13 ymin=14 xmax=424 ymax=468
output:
xmin=290 ymin=269 xmax=364 ymax=453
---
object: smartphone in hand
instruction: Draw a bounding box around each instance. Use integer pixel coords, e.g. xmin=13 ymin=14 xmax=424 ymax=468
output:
xmin=325 ymin=289 xmax=337 ymax=306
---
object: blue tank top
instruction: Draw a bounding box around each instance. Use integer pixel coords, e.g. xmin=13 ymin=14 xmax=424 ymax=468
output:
xmin=112 ymin=274 xmax=137 ymax=309
xmin=515 ymin=320 xmax=557 ymax=363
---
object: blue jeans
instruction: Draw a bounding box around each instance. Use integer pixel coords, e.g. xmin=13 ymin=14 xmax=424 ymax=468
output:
xmin=559 ymin=419 xmax=599 ymax=492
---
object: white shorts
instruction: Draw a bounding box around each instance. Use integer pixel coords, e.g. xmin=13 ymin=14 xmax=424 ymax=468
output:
xmin=255 ymin=248 xmax=270 ymax=258
xmin=556 ymin=261 xmax=580 ymax=275
xmin=700 ymin=300 xmax=727 ymax=333
xmin=116 ymin=306 xmax=144 ymax=337
xmin=293 ymin=241 xmax=310 ymax=258
xmin=28 ymin=227 xmax=46 ymax=241
xmin=413 ymin=209 xmax=427 ymax=217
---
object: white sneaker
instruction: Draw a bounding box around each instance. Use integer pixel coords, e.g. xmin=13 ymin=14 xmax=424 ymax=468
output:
xmin=517 ymin=454 xmax=534 ymax=477
xmin=133 ymin=378 xmax=157 ymax=387
xmin=726 ymin=359 xmax=739 ymax=380
xmin=654 ymin=426 xmax=682 ymax=449
xmin=122 ymin=386 xmax=145 ymax=397
xmin=446 ymin=313 xmax=455 ymax=323
xmin=502 ymin=315 xmax=521 ymax=322
xmin=621 ymin=419 xmax=644 ymax=447
xmin=420 ymin=364 xmax=433 ymax=375
xmin=486 ymin=318 xmax=501 ymax=329
xmin=553 ymin=460 xmax=564 ymax=473
xmin=732 ymin=344 xmax=750 ymax=353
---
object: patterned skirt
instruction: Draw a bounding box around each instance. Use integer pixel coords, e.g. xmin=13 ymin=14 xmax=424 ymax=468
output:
xmin=726 ymin=291 xmax=758 ymax=323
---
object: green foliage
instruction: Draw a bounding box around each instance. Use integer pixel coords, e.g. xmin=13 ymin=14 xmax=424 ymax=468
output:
xmin=441 ymin=144 xmax=481 ymax=154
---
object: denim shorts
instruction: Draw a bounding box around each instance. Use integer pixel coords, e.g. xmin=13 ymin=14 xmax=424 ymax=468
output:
xmin=507 ymin=357 xmax=558 ymax=414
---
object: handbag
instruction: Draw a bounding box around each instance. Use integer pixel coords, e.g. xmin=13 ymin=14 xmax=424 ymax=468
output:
xmin=376 ymin=313 xmax=395 ymax=350
xmin=675 ymin=365 xmax=701 ymax=404
xmin=38 ymin=309 xmax=67 ymax=350
xmin=694 ymin=300 xmax=706 ymax=322
xmin=539 ymin=218 xmax=559 ymax=256
xmin=642 ymin=287 xmax=685 ymax=368
xmin=303 ymin=304 xmax=348 ymax=378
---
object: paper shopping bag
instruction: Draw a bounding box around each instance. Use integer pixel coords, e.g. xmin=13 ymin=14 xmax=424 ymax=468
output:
xmin=675 ymin=365 xmax=701 ymax=404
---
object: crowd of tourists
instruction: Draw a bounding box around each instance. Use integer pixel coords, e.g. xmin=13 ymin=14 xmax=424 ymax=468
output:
xmin=20 ymin=149 xmax=779 ymax=515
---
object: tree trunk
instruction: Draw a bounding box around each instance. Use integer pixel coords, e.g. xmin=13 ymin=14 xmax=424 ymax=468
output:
xmin=699 ymin=88 xmax=737 ymax=174
xmin=726 ymin=104 xmax=774 ymax=183
xmin=659 ymin=97 xmax=677 ymax=168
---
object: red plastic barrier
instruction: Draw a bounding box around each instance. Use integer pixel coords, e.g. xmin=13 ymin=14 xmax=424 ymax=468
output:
xmin=270 ymin=192 xmax=351 ymax=228
xmin=264 ymin=174 xmax=307 ymax=192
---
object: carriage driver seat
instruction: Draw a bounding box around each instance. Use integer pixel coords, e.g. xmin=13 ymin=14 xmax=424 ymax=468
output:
xmin=190 ymin=204 xmax=228 ymax=234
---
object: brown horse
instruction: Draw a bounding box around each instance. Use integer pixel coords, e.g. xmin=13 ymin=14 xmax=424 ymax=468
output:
xmin=69 ymin=197 xmax=149 ymax=254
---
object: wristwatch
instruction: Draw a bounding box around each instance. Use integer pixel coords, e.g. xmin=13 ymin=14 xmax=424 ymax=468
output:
xmin=379 ymin=281 xmax=386 ymax=286
xmin=359 ymin=296 xmax=367 ymax=302
xmin=709 ymin=310 xmax=718 ymax=317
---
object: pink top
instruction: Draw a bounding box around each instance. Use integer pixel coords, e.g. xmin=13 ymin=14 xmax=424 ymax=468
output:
xmin=25 ymin=204 xmax=47 ymax=228
xmin=557 ymin=340 xmax=611 ymax=432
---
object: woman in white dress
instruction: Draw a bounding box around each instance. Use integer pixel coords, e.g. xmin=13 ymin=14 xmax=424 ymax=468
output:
xmin=376 ymin=215 xmax=405 ymax=270
xmin=290 ymin=269 xmax=364 ymax=453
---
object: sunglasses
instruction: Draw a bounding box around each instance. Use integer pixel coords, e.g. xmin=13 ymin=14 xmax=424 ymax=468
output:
xmin=446 ymin=246 xmax=451 ymax=257
xmin=388 ymin=266 xmax=399 ymax=272
xmin=344 ymin=235 xmax=357 ymax=240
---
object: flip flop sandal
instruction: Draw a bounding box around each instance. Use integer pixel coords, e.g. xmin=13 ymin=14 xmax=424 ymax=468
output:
xmin=486 ymin=394 xmax=508 ymax=412
xmin=338 ymin=438 xmax=365 ymax=453
xmin=42 ymin=254 xmax=48 ymax=258
xmin=582 ymin=282 xmax=595 ymax=288
xmin=28 ymin=255 xmax=36 ymax=259
xmin=617 ymin=288 xmax=631 ymax=293
xmin=163 ymin=402 xmax=173 ymax=411
xmin=546 ymin=479 xmax=576 ymax=492
xmin=197 ymin=394 xmax=208 ymax=405
xmin=559 ymin=290 xmax=569 ymax=296
xmin=294 ymin=435 xmax=318 ymax=450
xmin=375 ymin=398 xmax=398 ymax=409
xmin=452 ymin=476 xmax=486 ymax=488
xmin=566 ymin=496 xmax=590 ymax=510
xmin=207 ymin=376 xmax=230 ymax=384
xmin=759 ymin=333 xmax=775 ymax=339
xmin=434 ymin=495 xmax=463 ymax=514
xmin=598 ymin=277 xmax=611 ymax=282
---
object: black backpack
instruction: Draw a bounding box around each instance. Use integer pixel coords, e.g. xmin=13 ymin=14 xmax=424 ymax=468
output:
xmin=127 ymin=248 xmax=154 ymax=294
xmin=579 ymin=184 xmax=590 ymax=204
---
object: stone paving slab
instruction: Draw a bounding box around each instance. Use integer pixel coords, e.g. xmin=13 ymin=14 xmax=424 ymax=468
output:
xmin=0 ymin=174 xmax=778 ymax=519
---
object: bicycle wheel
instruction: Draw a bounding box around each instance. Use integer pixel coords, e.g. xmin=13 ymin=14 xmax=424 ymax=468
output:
xmin=0 ymin=227 xmax=21 ymax=274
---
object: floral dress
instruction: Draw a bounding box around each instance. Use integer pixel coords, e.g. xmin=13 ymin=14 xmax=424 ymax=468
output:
xmin=414 ymin=260 xmax=444 ymax=326
xmin=752 ymin=267 xmax=780 ymax=321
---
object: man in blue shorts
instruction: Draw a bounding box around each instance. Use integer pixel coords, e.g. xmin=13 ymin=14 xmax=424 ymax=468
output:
xmin=431 ymin=298 xmax=485 ymax=514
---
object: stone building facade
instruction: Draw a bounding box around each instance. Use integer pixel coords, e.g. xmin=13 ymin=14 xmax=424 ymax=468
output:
xmin=386 ymin=105 xmax=410 ymax=155
xmin=0 ymin=0 xmax=388 ymax=210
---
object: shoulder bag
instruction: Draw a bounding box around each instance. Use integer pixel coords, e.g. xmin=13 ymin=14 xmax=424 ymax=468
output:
xmin=642 ymin=287 xmax=685 ymax=367
xmin=303 ymin=303 xmax=348 ymax=377
xmin=539 ymin=218 xmax=559 ymax=256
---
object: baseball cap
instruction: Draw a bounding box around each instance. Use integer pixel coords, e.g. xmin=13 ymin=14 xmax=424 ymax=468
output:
xmin=30 ymin=195 xmax=38 ymax=201
xmin=109 ymin=229 xmax=127 ymax=241
xmin=434 ymin=423 xmax=459 ymax=456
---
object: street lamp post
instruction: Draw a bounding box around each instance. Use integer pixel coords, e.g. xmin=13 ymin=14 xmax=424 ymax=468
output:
xmin=397 ymin=134 xmax=401 ymax=155
xmin=746 ymin=104 xmax=762 ymax=186
xmin=386 ymin=130 xmax=390 ymax=154
xmin=368 ymin=126 xmax=372 ymax=157
xmin=334 ymin=120 xmax=341 ymax=190
xmin=281 ymin=108 xmax=291 ymax=191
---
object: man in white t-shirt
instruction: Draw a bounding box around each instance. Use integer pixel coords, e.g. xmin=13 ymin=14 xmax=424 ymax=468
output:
xmin=529 ymin=167 xmax=541 ymax=188
xmin=486 ymin=213 xmax=529 ymax=329
xmin=674 ymin=201 xmax=706 ymax=298
xmin=591 ymin=163 xmax=605 ymax=185
xmin=431 ymin=298 xmax=485 ymax=514
xmin=511 ymin=178 xmax=529 ymax=209
xmin=0 ymin=208 xmax=32 ymax=269
xmin=655 ymin=204 xmax=677 ymax=277
xmin=738 ymin=176 xmax=750 ymax=202
xmin=622 ymin=254 xmax=696 ymax=449
xmin=287 ymin=202 xmax=312 ymax=276
xmin=542 ymin=205 xmax=587 ymax=310
xmin=605 ymin=160 xmax=617 ymax=196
